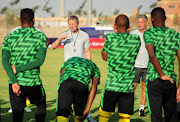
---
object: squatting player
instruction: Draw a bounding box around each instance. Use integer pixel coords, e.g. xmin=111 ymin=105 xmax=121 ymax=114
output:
xmin=2 ymin=8 xmax=47 ymax=122
xmin=100 ymin=14 xmax=140 ymax=122
xmin=56 ymin=57 xmax=100 ymax=122
xmin=144 ymin=7 xmax=180 ymax=122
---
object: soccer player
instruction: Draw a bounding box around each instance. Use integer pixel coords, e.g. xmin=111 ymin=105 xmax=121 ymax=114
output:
xmin=130 ymin=14 xmax=149 ymax=117
xmin=56 ymin=57 xmax=100 ymax=122
xmin=2 ymin=8 xmax=47 ymax=122
xmin=7 ymin=25 xmax=49 ymax=114
xmin=100 ymin=14 xmax=140 ymax=122
xmin=144 ymin=7 xmax=180 ymax=122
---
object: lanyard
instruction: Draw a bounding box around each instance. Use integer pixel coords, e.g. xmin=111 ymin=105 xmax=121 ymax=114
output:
xmin=70 ymin=31 xmax=79 ymax=52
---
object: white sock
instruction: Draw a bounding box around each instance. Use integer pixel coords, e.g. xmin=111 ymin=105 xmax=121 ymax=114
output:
xmin=87 ymin=111 xmax=91 ymax=118
xmin=140 ymin=104 xmax=144 ymax=110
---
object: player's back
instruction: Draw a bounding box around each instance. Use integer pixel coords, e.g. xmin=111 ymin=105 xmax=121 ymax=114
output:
xmin=103 ymin=33 xmax=140 ymax=93
xmin=144 ymin=27 xmax=180 ymax=82
xmin=3 ymin=27 xmax=47 ymax=86
xmin=60 ymin=57 xmax=100 ymax=87
xmin=105 ymin=33 xmax=140 ymax=74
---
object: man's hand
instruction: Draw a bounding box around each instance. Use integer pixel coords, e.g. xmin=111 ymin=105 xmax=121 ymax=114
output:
xmin=78 ymin=109 xmax=89 ymax=121
xmin=12 ymin=83 xmax=21 ymax=96
xmin=160 ymin=74 xmax=174 ymax=84
xmin=177 ymin=88 xmax=180 ymax=103
xmin=11 ymin=65 xmax=17 ymax=74
xmin=59 ymin=33 xmax=69 ymax=41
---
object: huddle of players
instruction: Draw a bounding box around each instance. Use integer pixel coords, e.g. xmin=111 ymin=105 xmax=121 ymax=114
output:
xmin=2 ymin=7 xmax=180 ymax=122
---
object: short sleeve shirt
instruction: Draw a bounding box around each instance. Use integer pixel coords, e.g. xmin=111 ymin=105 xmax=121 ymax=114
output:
xmin=144 ymin=27 xmax=180 ymax=82
xmin=58 ymin=29 xmax=91 ymax=61
xmin=2 ymin=27 xmax=47 ymax=86
xmin=59 ymin=57 xmax=100 ymax=88
xmin=103 ymin=33 xmax=140 ymax=93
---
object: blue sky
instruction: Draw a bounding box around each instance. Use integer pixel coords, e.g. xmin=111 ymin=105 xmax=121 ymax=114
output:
xmin=0 ymin=0 xmax=157 ymax=17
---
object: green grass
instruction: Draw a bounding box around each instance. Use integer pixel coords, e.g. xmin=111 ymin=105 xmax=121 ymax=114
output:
xmin=0 ymin=48 xmax=179 ymax=122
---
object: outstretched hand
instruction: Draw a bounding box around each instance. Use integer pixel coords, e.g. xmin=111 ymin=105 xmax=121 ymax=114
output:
xmin=160 ymin=74 xmax=174 ymax=84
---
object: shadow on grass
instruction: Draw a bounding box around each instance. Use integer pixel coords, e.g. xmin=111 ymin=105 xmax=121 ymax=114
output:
xmin=0 ymin=98 xmax=57 ymax=122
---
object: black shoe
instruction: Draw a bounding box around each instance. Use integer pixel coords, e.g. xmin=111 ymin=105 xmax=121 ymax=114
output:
xmin=139 ymin=109 xmax=146 ymax=117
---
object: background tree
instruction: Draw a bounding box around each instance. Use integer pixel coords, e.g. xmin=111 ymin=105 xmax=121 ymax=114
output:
xmin=113 ymin=9 xmax=120 ymax=15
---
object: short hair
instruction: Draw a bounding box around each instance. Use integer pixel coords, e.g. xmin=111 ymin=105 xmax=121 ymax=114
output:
xmin=115 ymin=14 xmax=129 ymax=29
xmin=20 ymin=8 xmax=34 ymax=23
xmin=68 ymin=15 xmax=79 ymax=24
xmin=151 ymin=7 xmax=166 ymax=21
xmin=138 ymin=14 xmax=148 ymax=22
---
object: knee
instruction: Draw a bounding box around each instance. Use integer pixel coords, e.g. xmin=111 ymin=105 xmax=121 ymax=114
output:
xmin=56 ymin=106 xmax=71 ymax=117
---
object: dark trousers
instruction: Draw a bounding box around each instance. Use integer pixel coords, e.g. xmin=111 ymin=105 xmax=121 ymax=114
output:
xmin=147 ymin=78 xmax=177 ymax=122
xmin=9 ymin=84 xmax=46 ymax=122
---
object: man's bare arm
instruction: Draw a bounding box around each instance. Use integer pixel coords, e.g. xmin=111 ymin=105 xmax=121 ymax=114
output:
xmin=51 ymin=33 xmax=68 ymax=50
xmin=85 ymin=47 xmax=91 ymax=60
xmin=146 ymin=44 xmax=174 ymax=83
xmin=101 ymin=51 xmax=108 ymax=61
xmin=78 ymin=77 xmax=99 ymax=121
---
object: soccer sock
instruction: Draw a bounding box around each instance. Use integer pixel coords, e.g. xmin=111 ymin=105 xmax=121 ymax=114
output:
xmin=99 ymin=107 xmax=111 ymax=122
xmin=26 ymin=99 xmax=30 ymax=109
xmin=119 ymin=113 xmax=130 ymax=122
xmin=140 ymin=104 xmax=145 ymax=110
xmin=87 ymin=111 xmax=91 ymax=118
xmin=56 ymin=116 xmax=68 ymax=122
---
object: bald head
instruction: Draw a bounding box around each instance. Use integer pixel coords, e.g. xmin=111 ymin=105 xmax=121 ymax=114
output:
xmin=115 ymin=14 xmax=129 ymax=29
xmin=151 ymin=7 xmax=166 ymax=22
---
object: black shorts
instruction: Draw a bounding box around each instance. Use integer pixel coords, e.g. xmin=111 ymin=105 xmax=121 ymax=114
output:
xmin=147 ymin=78 xmax=177 ymax=121
xmin=100 ymin=90 xmax=134 ymax=115
xmin=134 ymin=67 xmax=147 ymax=83
xmin=56 ymin=79 xmax=89 ymax=117
xmin=9 ymin=84 xmax=46 ymax=111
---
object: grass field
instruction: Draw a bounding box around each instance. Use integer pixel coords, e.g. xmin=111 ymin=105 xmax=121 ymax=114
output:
xmin=0 ymin=48 xmax=179 ymax=122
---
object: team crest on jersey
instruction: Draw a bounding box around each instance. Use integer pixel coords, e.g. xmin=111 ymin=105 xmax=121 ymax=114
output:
xmin=78 ymin=37 xmax=84 ymax=41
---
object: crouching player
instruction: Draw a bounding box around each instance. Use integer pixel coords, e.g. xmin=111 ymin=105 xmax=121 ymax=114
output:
xmin=56 ymin=57 xmax=100 ymax=122
xmin=100 ymin=14 xmax=140 ymax=122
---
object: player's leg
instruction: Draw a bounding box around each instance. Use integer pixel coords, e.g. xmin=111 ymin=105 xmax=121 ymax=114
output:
xmin=147 ymin=78 xmax=163 ymax=122
xmin=73 ymin=80 xmax=89 ymax=122
xmin=163 ymin=81 xmax=177 ymax=122
xmin=99 ymin=90 xmax=117 ymax=122
xmin=9 ymin=84 xmax=26 ymax=122
xmin=56 ymin=79 xmax=73 ymax=122
xmin=139 ymin=68 xmax=147 ymax=116
xmin=23 ymin=85 xmax=46 ymax=122
xmin=134 ymin=67 xmax=142 ymax=90
xmin=118 ymin=92 xmax=134 ymax=122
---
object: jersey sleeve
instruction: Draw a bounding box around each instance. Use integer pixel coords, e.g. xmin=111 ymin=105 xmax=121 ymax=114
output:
xmin=144 ymin=30 xmax=154 ymax=45
xmin=2 ymin=36 xmax=18 ymax=84
xmin=40 ymin=33 xmax=47 ymax=49
xmin=102 ymin=34 xmax=110 ymax=52
xmin=178 ymin=33 xmax=180 ymax=49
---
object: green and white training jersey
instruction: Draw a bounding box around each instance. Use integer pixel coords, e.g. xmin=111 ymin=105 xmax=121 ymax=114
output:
xmin=59 ymin=57 xmax=100 ymax=88
xmin=144 ymin=27 xmax=180 ymax=82
xmin=103 ymin=33 xmax=140 ymax=93
xmin=2 ymin=27 xmax=47 ymax=86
